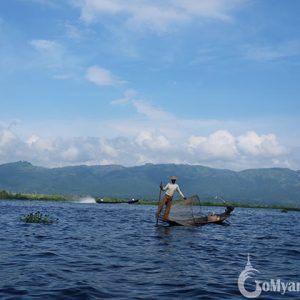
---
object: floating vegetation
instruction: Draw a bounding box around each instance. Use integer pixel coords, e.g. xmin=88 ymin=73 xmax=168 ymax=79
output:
xmin=21 ymin=211 xmax=58 ymax=224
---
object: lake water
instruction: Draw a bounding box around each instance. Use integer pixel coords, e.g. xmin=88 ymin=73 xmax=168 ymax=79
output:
xmin=0 ymin=200 xmax=299 ymax=299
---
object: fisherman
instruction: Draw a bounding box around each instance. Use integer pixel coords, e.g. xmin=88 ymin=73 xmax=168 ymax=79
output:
xmin=156 ymin=176 xmax=185 ymax=220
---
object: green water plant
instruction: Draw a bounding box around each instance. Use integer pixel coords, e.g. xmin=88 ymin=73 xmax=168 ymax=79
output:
xmin=0 ymin=190 xmax=69 ymax=201
xmin=21 ymin=211 xmax=58 ymax=224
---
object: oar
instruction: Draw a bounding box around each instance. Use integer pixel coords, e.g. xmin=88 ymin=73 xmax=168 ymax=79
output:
xmin=156 ymin=181 xmax=163 ymax=225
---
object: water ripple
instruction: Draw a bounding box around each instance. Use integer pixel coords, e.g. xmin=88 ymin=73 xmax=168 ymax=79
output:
xmin=0 ymin=201 xmax=299 ymax=299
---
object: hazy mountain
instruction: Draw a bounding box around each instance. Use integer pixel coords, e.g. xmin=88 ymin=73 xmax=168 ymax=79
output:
xmin=0 ymin=161 xmax=299 ymax=206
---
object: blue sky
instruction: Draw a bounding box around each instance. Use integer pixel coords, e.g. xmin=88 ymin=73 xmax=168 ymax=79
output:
xmin=0 ymin=0 xmax=300 ymax=169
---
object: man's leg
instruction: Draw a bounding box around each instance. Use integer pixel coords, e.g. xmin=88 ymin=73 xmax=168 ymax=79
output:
xmin=156 ymin=195 xmax=168 ymax=218
xmin=163 ymin=197 xmax=173 ymax=220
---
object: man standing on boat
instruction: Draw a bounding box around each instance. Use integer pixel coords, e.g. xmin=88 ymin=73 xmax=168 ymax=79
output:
xmin=156 ymin=176 xmax=185 ymax=220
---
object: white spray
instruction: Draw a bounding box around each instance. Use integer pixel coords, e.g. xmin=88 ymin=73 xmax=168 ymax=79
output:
xmin=78 ymin=196 xmax=96 ymax=204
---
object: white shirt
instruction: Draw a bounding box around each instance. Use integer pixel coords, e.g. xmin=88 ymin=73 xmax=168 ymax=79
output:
xmin=163 ymin=183 xmax=185 ymax=198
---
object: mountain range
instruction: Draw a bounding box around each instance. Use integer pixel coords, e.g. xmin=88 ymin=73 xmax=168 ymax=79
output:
xmin=0 ymin=161 xmax=299 ymax=206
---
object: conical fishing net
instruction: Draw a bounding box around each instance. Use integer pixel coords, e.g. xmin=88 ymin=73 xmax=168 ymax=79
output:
xmin=157 ymin=195 xmax=233 ymax=226
xmin=167 ymin=195 xmax=207 ymax=226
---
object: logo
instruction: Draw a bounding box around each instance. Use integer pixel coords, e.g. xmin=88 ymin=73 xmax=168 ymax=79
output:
xmin=238 ymin=254 xmax=300 ymax=298
xmin=238 ymin=254 xmax=262 ymax=298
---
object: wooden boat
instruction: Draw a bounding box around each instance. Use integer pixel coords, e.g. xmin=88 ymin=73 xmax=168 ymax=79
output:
xmin=97 ymin=198 xmax=139 ymax=204
xmin=161 ymin=206 xmax=234 ymax=226
xmin=97 ymin=201 xmax=123 ymax=204
xmin=127 ymin=199 xmax=139 ymax=204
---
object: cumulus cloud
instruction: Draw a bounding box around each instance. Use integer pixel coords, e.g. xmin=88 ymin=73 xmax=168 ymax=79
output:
xmin=237 ymin=131 xmax=286 ymax=156
xmin=188 ymin=130 xmax=286 ymax=162
xmin=135 ymin=130 xmax=171 ymax=150
xmin=0 ymin=128 xmax=17 ymax=147
xmin=61 ymin=146 xmax=80 ymax=161
xmin=187 ymin=130 xmax=238 ymax=159
xmin=76 ymin=0 xmax=247 ymax=31
xmin=0 ymin=124 xmax=294 ymax=170
xmin=99 ymin=139 xmax=119 ymax=157
xmin=85 ymin=66 xmax=123 ymax=86
xmin=26 ymin=135 xmax=54 ymax=151
xmin=0 ymin=126 xmax=27 ymax=163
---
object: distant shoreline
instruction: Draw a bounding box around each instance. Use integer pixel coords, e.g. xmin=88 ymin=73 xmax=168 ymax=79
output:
xmin=0 ymin=190 xmax=299 ymax=211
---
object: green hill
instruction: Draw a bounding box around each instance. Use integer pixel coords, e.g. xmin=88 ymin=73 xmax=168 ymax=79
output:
xmin=0 ymin=161 xmax=299 ymax=206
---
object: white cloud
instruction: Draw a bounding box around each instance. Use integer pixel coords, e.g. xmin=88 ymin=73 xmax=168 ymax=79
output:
xmin=244 ymin=40 xmax=300 ymax=62
xmin=29 ymin=39 xmax=81 ymax=79
xmin=132 ymin=100 xmax=173 ymax=119
xmin=61 ymin=146 xmax=79 ymax=161
xmin=111 ymin=90 xmax=174 ymax=120
xmin=76 ymin=0 xmax=247 ymax=31
xmin=0 ymin=126 xmax=26 ymax=162
xmin=111 ymin=89 xmax=138 ymax=105
xmin=0 ymin=124 xmax=294 ymax=170
xmin=187 ymin=130 xmax=238 ymax=159
xmin=99 ymin=140 xmax=119 ymax=157
xmin=174 ymin=0 xmax=242 ymax=22
xmin=85 ymin=65 xmax=123 ymax=86
xmin=64 ymin=23 xmax=82 ymax=39
xmin=237 ymin=131 xmax=286 ymax=156
xmin=30 ymin=39 xmax=62 ymax=56
xmin=26 ymin=135 xmax=54 ymax=151
xmin=0 ymin=128 xmax=17 ymax=147
xmin=187 ymin=130 xmax=287 ymax=164
xmin=135 ymin=131 xmax=170 ymax=150
xmin=63 ymin=22 xmax=95 ymax=40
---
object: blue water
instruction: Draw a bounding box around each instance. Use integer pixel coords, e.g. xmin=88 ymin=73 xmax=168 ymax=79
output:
xmin=0 ymin=200 xmax=299 ymax=299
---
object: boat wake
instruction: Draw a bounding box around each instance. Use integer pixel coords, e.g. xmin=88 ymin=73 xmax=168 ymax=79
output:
xmin=77 ymin=197 xmax=96 ymax=204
